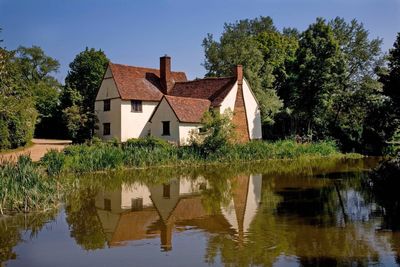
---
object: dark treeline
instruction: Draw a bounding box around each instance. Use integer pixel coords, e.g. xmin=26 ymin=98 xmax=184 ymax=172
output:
xmin=203 ymin=17 xmax=400 ymax=155
xmin=1 ymin=17 xmax=399 ymax=155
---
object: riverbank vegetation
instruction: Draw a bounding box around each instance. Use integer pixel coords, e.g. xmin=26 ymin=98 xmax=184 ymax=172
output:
xmin=41 ymin=138 xmax=344 ymax=175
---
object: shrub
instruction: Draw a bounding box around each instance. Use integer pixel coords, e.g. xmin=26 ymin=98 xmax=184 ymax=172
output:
xmin=41 ymin=149 xmax=66 ymax=177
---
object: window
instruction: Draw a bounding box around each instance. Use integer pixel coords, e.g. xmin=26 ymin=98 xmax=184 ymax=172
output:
xmin=131 ymin=198 xmax=143 ymax=211
xmin=199 ymin=127 xmax=207 ymax=134
xmin=104 ymin=199 xmax=111 ymax=211
xmin=131 ymin=100 xmax=142 ymax=112
xmin=163 ymin=184 xmax=171 ymax=198
xmin=103 ymin=123 xmax=111 ymax=136
xmin=162 ymin=121 xmax=170 ymax=136
xmin=103 ymin=99 xmax=110 ymax=111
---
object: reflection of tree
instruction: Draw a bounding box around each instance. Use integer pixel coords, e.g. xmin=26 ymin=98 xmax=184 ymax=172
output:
xmin=366 ymin=159 xmax=400 ymax=231
xmin=65 ymin=188 xmax=106 ymax=250
xmin=200 ymin=175 xmax=233 ymax=214
xmin=204 ymin=172 xmax=384 ymax=266
xmin=0 ymin=210 xmax=57 ymax=264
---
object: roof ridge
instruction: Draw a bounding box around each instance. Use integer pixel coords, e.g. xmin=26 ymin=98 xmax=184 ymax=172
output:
xmin=175 ymin=76 xmax=236 ymax=84
xmin=110 ymin=62 xmax=185 ymax=74
xmin=165 ymin=94 xmax=211 ymax=103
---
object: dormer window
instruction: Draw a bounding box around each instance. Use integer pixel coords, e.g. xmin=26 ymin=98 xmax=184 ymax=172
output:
xmin=103 ymin=99 xmax=110 ymax=111
xmin=131 ymin=100 xmax=142 ymax=112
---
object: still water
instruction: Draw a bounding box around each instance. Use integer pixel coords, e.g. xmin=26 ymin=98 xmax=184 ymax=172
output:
xmin=1 ymin=157 xmax=400 ymax=266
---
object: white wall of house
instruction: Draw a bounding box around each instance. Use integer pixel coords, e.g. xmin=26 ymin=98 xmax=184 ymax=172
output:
xmin=221 ymin=174 xmax=262 ymax=234
xmin=95 ymin=67 xmax=122 ymax=141
xmin=150 ymin=98 xmax=180 ymax=144
xmin=95 ymin=98 xmax=122 ymax=141
xmin=121 ymin=101 xmax=158 ymax=142
xmin=219 ymin=82 xmax=238 ymax=114
xmin=243 ymin=79 xmax=262 ymax=139
xmin=179 ymin=123 xmax=201 ymax=145
xmin=121 ymin=183 xmax=153 ymax=209
xmin=179 ymin=176 xmax=208 ymax=195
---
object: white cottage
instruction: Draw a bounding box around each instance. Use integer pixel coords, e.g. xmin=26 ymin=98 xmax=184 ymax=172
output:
xmin=94 ymin=56 xmax=262 ymax=144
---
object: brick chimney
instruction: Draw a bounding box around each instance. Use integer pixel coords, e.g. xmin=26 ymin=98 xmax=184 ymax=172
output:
xmin=234 ymin=65 xmax=243 ymax=85
xmin=160 ymin=55 xmax=173 ymax=94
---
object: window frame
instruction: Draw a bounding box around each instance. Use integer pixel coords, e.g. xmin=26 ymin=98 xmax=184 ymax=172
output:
xmin=103 ymin=123 xmax=111 ymax=136
xmin=162 ymin=121 xmax=170 ymax=136
xmin=131 ymin=100 xmax=143 ymax=112
xmin=103 ymin=99 xmax=111 ymax=111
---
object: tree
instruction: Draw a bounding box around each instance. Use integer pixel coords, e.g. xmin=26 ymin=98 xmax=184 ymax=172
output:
xmin=13 ymin=46 xmax=61 ymax=138
xmin=375 ymin=32 xmax=400 ymax=154
xmin=287 ymin=18 xmax=347 ymax=139
xmin=382 ymin=33 xmax=400 ymax=114
xmin=62 ymin=48 xmax=108 ymax=142
xmin=0 ymin=31 xmax=37 ymax=150
xmin=202 ymin=17 xmax=285 ymax=126
xmin=326 ymin=18 xmax=386 ymax=151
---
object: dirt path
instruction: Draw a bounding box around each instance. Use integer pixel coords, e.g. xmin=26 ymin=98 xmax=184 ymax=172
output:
xmin=0 ymin=139 xmax=72 ymax=163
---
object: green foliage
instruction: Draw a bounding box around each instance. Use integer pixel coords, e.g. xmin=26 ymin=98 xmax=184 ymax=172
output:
xmin=288 ymin=18 xmax=347 ymax=138
xmin=191 ymin=109 xmax=235 ymax=157
xmin=41 ymin=149 xmax=66 ymax=177
xmin=65 ymin=47 xmax=109 ymax=109
xmin=0 ymin=156 xmax=58 ymax=214
xmin=62 ymin=48 xmax=108 ymax=142
xmin=0 ymin=42 xmax=38 ymax=150
xmin=202 ymin=16 xmax=285 ymax=124
xmin=37 ymin=137 xmax=342 ymax=174
xmin=124 ymin=136 xmax=173 ymax=150
xmin=14 ymin=46 xmax=62 ymax=138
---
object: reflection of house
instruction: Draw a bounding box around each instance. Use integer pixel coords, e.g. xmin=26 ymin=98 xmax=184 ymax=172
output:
xmin=221 ymin=174 xmax=263 ymax=240
xmin=94 ymin=174 xmax=262 ymax=250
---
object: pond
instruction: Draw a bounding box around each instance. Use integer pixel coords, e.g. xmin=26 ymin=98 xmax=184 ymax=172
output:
xmin=1 ymin=157 xmax=399 ymax=266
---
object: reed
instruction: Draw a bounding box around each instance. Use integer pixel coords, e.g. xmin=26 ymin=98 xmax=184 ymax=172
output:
xmin=38 ymin=138 xmax=348 ymax=174
xmin=0 ymin=156 xmax=58 ymax=214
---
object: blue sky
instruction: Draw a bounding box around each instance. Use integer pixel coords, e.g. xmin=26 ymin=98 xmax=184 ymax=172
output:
xmin=1 ymin=0 xmax=399 ymax=82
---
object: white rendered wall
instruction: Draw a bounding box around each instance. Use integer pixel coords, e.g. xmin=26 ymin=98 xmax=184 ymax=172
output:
xmin=150 ymin=98 xmax=180 ymax=144
xmin=243 ymin=174 xmax=262 ymax=233
xmin=121 ymin=101 xmax=158 ymax=142
xmin=179 ymin=176 xmax=208 ymax=195
xmin=178 ymin=123 xmax=201 ymax=145
xmin=95 ymin=66 xmax=122 ymax=141
xmin=95 ymin=98 xmax=122 ymax=141
xmin=121 ymin=183 xmax=153 ymax=209
xmin=243 ymin=79 xmax=262 ymax=139
xmin=219 ymin=82 xmax=238 ymax=114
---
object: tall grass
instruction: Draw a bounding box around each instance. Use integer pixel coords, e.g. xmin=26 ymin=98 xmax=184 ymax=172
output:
xmin=0 ymin=156 xmax=58 ymax=214
xmin=38 ymin=137 xmax=347 ymax=174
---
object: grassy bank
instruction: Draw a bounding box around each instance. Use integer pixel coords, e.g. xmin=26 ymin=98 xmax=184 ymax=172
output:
xmin=40 ymin=138 xmax=346 ymax=174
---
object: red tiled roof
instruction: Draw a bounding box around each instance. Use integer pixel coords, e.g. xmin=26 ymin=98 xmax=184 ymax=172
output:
xmin=109 ymin=63 xmax=187 ymax=101
xmin=170 ymin=77 xmax=237 ymax=106
xmin=164 ymin=95 xmax=210 ymax=123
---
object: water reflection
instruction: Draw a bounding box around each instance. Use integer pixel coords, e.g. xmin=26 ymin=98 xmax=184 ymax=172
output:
xmin=93 ymin=174 xmax=263 ymax=251
xmin=2 ymin=158 xmax=400 ymax=266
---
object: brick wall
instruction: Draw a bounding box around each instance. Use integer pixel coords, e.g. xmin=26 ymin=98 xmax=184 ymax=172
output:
xmin=232 ymin=84 xmax=250 ymax=143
